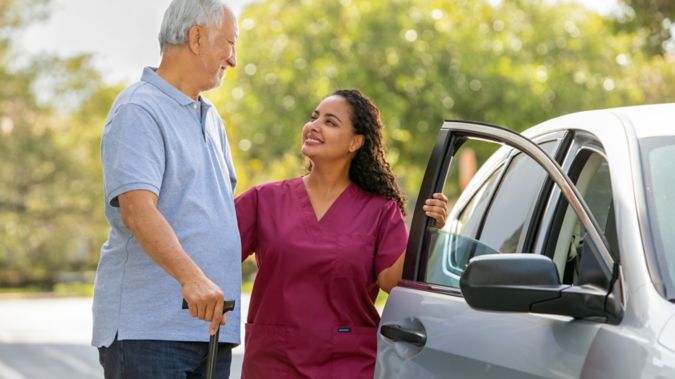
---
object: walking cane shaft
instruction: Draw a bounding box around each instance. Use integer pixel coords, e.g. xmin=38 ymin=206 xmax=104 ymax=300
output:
xmin=181 ymin=299 xmax=236 ymax=379
xmin=206 ymin=329 xmax=219 ymax=379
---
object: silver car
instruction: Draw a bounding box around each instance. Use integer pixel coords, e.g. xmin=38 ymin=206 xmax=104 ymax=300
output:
xmin=375 ymin=104 xmax=675 ymax=378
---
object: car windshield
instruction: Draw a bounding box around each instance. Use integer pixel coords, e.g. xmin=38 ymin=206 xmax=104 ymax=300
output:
xmin=640 ymin=136 xmax=675 ymax=299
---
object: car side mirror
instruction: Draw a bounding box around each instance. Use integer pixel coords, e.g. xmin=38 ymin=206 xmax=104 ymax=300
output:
xmin=460 ymin=254 xmax=622 ymax=323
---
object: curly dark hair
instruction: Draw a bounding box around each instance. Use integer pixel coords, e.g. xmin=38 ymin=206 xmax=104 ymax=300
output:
xmin=331 ymin=89 xmax=407 ymax=216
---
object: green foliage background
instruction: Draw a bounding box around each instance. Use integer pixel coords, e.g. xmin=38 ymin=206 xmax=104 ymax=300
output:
xmin=1 ymin=0 xmax=674 ymax=287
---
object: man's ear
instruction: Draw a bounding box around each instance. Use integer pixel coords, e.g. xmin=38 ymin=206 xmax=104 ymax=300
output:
xmin=349 ymin=134 xmax=365 ymax=153
xmin=187 ymin=25 xmax=204 ymax=54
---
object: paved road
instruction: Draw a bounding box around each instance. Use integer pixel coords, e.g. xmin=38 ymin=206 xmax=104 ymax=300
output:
xmin=0 ymin=296 xmax=249 ymax=379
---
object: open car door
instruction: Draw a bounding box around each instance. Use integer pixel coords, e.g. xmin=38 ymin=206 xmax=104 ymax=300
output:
xmin=375 ymin=121 xmax=623 ymax=379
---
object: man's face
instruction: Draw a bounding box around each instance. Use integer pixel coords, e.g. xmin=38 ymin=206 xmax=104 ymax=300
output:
xmin=199 ymin=14 xmax=238 ymax=91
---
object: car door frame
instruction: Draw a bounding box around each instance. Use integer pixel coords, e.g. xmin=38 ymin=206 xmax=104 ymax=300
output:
xmin=402 ymin=121 xmax=617 ymax=286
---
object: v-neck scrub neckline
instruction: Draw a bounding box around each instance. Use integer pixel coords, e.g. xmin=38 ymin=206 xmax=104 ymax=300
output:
xmin=292 ymin=177 xmax=355 ymax=224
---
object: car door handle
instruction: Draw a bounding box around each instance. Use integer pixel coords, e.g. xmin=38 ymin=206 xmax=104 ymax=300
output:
xmin=380 ymin=324 xmax=427 ymax=347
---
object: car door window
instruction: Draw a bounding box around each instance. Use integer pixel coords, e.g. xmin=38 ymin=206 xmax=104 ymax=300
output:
xmin=424 ymin=140 xmax=558 ymax=289
xmin=478 ymin=143 xmax=557 ymax=254
xmin=425 ymin=169 xmax=502 ymax=287
xmin=455 ymin=168 xmax=502 ymax=238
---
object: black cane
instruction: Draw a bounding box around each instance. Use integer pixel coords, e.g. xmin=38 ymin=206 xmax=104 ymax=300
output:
xmin=182 ymin=299 xmax=236 ymax=379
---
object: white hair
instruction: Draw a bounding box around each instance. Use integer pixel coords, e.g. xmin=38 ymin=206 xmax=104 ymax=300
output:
xmin=158 ymin=0 xmax=231 ymax=54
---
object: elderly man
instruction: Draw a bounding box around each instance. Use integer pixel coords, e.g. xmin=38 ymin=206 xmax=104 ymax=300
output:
xmin=92 ymin=0 xmax=240 ymax=377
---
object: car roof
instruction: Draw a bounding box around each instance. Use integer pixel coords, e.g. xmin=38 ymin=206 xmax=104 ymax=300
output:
xmin=525 ymin=103 xmax=675 ymax=140
xmin=609 ymin=103 xmax=675 ymax=139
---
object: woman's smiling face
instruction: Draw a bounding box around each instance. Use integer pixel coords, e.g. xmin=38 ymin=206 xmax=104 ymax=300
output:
xmin=301 ymin=95 xmax=363 ymax=161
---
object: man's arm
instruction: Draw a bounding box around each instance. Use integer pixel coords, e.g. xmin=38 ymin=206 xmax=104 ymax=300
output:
xmin=118 ymin=189 xmax=225 ymax=335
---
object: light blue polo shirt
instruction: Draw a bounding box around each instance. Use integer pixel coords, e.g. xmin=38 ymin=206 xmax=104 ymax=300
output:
xmin=92 ymin=67 xmax=241 ymax=347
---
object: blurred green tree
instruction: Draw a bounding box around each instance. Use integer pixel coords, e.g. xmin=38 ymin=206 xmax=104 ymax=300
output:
xmin=215 ymin=0 xmax=674 ymax=205
xmin=616 ymin=0 xmax=675 ymax=56
xmin=0 ymin=0 xmax=111 ymax=287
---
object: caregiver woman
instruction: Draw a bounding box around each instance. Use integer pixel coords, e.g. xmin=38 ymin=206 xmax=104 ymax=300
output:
xmin=235 ymin=89 xmax=447 ymax=378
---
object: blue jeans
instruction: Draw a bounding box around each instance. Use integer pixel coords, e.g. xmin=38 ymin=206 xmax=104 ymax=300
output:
xmin=98 ymin=336 xmax=234 ymax=379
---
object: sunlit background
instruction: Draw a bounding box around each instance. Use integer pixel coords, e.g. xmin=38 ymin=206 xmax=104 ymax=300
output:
xmin=2 ymin=0 xmax=675 ymax=292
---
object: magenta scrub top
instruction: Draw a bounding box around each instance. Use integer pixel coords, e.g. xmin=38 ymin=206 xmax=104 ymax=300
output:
xmin=235 ymin=177 xmax=408 ymax=378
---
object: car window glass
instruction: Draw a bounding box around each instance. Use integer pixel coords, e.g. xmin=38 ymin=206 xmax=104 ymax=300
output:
xmin=423 ymin=140 xmax=557 ymax=289
xmin=478 ymin=141 xmax=558 ymax=254
xmin=583 ymin=159 xmax=613 ymax=229
xmin=641 ymin=138 xmax=675 ymax=295
xmin=426 ymin=170 xmax=502 ymax=288
xmin=454 ymin=169 xmax=502 ymax=238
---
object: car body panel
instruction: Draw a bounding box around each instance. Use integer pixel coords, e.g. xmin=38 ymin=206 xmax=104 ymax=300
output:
xmin=378 ymin=286 xmax=601 ymax=379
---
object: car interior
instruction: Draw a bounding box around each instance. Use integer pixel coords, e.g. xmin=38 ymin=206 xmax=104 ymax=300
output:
xmin=549 ymin=150 xmax=619 ymax=288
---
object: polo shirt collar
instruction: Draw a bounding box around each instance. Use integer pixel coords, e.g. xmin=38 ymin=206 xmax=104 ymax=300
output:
xmin=141 ymin=66 xmax=198 ymax=107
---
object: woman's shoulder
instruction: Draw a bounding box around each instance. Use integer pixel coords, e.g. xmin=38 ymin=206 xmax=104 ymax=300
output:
xmin=250 ymin=177 xmax=303 ymax=195
xmin=236 ymin=177 xmax=301 ymax=206
xmin=351 ymin=184 xmax=399 ymax=210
